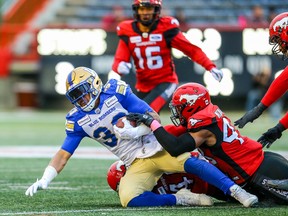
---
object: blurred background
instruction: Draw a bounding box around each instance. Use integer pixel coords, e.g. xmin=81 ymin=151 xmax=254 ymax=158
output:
xmin=0 ymin=2 xmax=287 ymax=212
xmin=0 ymin=0 xmax=287 ymax=115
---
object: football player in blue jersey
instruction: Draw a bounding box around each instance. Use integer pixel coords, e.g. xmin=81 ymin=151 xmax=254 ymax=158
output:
xmin=25 ymin=67 xmax=258 ymax=207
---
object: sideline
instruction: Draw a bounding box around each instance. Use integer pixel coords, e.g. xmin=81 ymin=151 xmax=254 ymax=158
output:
xmin=0 ymin=146 xmax=287 ymax=160
xmin=0 ymin=146 xmax=117 ymax=159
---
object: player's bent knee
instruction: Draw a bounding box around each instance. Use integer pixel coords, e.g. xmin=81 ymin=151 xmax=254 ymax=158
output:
xmin=118 ymin=188 xmax=138 ymax=207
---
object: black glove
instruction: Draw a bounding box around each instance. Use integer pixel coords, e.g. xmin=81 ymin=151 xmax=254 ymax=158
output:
xmin=126 ymin=113 xmax=154 ymax=127
xmin=234 ymin=103 xmax=267 ymax=128
xmin=257 ymin=123 xmax=285 ymax=148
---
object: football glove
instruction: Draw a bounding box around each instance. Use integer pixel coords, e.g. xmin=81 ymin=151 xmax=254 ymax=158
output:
xmin=257 ymin=123 xmax=285 ymax=148
xmin=234 ymin=103 xmax=267 ymax=128
xmin=117 ymin=61 xmax=132 ymax=75
xmin=25 ymin=165 xmax=57 ymax=197
xmin=108 ymin=70 xmax=121 ymax=80
xmin=210 ymin=68 xmax=223 ymax=82
xmin=25 ymin=178 xmax=49 ymax=196
xmin=113 ymin=118 xmax=151 ymax=139
xmin=126 ymin=113 xmax=154 ymax=127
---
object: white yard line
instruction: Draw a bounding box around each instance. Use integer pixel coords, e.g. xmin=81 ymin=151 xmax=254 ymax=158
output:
xmin=0 ymin=146 xmax=117 ymax=159
xmin=0 ymin=206 xmax=223 ymax=215
xmin=0 ymin=146 xmax=287 ymax=160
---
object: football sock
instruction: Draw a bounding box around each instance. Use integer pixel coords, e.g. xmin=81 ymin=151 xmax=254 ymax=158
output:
xmin=184 ymin=157 xmax=234 ymax=195
xmin=127 ymin=191 xmax=176 ymax=207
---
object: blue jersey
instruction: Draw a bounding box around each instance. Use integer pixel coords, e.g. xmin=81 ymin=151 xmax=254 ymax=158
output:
xmin=61 ymin=79 xmax=158 ymax=165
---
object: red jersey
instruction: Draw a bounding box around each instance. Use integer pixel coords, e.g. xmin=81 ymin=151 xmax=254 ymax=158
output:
xmin=152 ymin=172 xmax=209 ymax=195
xmin=187 ymin=104 xmax=264 ymax=185
xmin=112 ymin=17 xmax=216 ymax=92
xmin=261 ymin=66 xmax=288 ymax=128
xmin=152 ymin=172 xmax=227 ymax=200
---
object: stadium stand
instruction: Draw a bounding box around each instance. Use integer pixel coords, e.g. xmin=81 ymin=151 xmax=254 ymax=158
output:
xmin=50 ymin=0 xmax=287 ymax=27
xmin=1 ymin=0 xmax=287 ymax=58
xmin=0 ymin=0 xmax=287 ymax=109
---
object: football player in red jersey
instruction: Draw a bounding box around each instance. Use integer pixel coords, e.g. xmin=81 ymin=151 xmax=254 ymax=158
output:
xmin=234 ymin=12 xmax=288 ymax=191
xmin=109 ymin=0 xmax=223 ymax=113
xmin=107 ymin=158 xmax=228 ymax=202
xmin=127 ymin=82 xmax=288 ymax=205
xmin=235 ymin=12 xmax=288 ymax=148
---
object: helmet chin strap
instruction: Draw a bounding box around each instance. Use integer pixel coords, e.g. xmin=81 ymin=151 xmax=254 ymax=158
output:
xmin=140 ymin=19 xmax=154 ymax=26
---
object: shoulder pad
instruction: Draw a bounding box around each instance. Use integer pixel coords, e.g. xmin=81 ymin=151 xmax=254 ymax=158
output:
xmin=117 ymin=20 xmax=134 ymax=36
xmin=160 ymin=16 xmax=180 ymax=29
xmin=67 ymin=107 xmax=78 ymax=116
xmin=103 ymin=79 xmax=131 ymax=96
xmin=187 ymin=104 xmax=222 ymax=130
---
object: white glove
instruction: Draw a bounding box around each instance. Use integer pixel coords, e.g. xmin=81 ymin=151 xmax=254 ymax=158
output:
xmin=25 ymin=178 xmax=48 ymax=196
xmin=113 ymin=118 xmax=151 ymax=139
xmin=108 ymin=70 xmax=121 ymax=80
xmin=25 ymin=165 xmax=57 ymax=197
xmin=210 ymin=68 xmax=223 ymax=82
xmin=117 ymin=61 xmax=132 ymax=75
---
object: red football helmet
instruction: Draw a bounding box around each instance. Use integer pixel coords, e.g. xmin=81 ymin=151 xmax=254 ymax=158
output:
xmin=269 ymin=12 xmax=288 ymax=60
xmin=132 ymin=0 xmax=162 ymax=26
xmin=107 ymin=160 xmax=126 ymax=192
xmin=169 ymin=83 xmax=210 ymax=126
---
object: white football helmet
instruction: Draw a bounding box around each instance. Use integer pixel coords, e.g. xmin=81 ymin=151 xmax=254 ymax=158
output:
xmin=66 ymin=67 xmax=103 ymax=112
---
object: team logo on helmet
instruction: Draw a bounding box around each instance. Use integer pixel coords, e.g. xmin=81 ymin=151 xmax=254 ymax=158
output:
xmin=179 ymin=93 xmax=205 ymax=106
xmin=115 ymin=161 xmax=125 ymax=171
xmin=189 ymin=118 xmax=202 ymax=126
xmin=273 ymin=17 xmax=288 ymax=31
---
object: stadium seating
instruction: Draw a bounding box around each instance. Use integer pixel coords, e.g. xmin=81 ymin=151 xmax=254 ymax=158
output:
xmin=49 ymin=0 xmax=287 ymax=28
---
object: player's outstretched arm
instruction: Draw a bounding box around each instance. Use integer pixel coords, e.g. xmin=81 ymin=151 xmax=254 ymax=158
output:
xmin=25 ymin=166 xmax=57 ymax=196
xmin=25 ymin=149 xmax=71 ymax=196
xmin=257 ymin=123 xmax=286 ymax=148
xmin=234 ymin=102 xmax=267 ymax=128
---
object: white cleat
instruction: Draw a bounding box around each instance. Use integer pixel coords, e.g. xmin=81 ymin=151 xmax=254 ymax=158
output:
xmin=229 ymin=185 xmax=258 ymax=207
xmin=174 ymin=188 xmax=213 ymax=206
xmin=266 ymin=179 xmax=288 ymax=190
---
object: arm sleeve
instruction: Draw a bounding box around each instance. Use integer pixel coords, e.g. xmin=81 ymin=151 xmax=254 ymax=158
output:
xmin=261 ymin=67 xmax=288 ymax=107
xmin=122 ymin=91 xmax=153 ymax=114
xmin=153 ymin=127 xmax=196 ymax=157
xmin=164 ymin=124 xmax=187 ymax=136
xmin=61 ymin=134 xmax=82 ymax=154
xmin=171 ymin=32 xmax=216 ymax=71
xmin=112 ymin=39 xmax=131 ymax=73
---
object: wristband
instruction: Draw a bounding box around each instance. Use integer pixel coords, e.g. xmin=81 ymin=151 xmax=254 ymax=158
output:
xmin=276 ymin=122 xmax=286 ymax=132
xmin=42 ymin=165 xmax=58 ymax=184
xmin=150 ymin=120 xmax=161 ymax=131
xmin=257 ymin=102 xmax=267 ymax=112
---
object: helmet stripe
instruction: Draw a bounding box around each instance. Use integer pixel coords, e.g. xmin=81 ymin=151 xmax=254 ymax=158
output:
xmin=67 ymin=72 xmax=74 ymax=87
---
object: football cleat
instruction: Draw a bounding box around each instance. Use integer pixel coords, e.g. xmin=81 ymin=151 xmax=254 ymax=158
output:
xmin=266 ymin=179 xmax=288 ymax=190
xmin=229 ymin=185 xmax=258 ymax=207
xmin=174 ymin=188 xmax=213 ymax=206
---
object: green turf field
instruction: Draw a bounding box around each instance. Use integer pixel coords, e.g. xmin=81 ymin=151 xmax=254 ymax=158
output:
xmin=1 ymin=110 xmax=287 ymax=149
xmin=0 ymin=110 xmax=287 ymax=215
